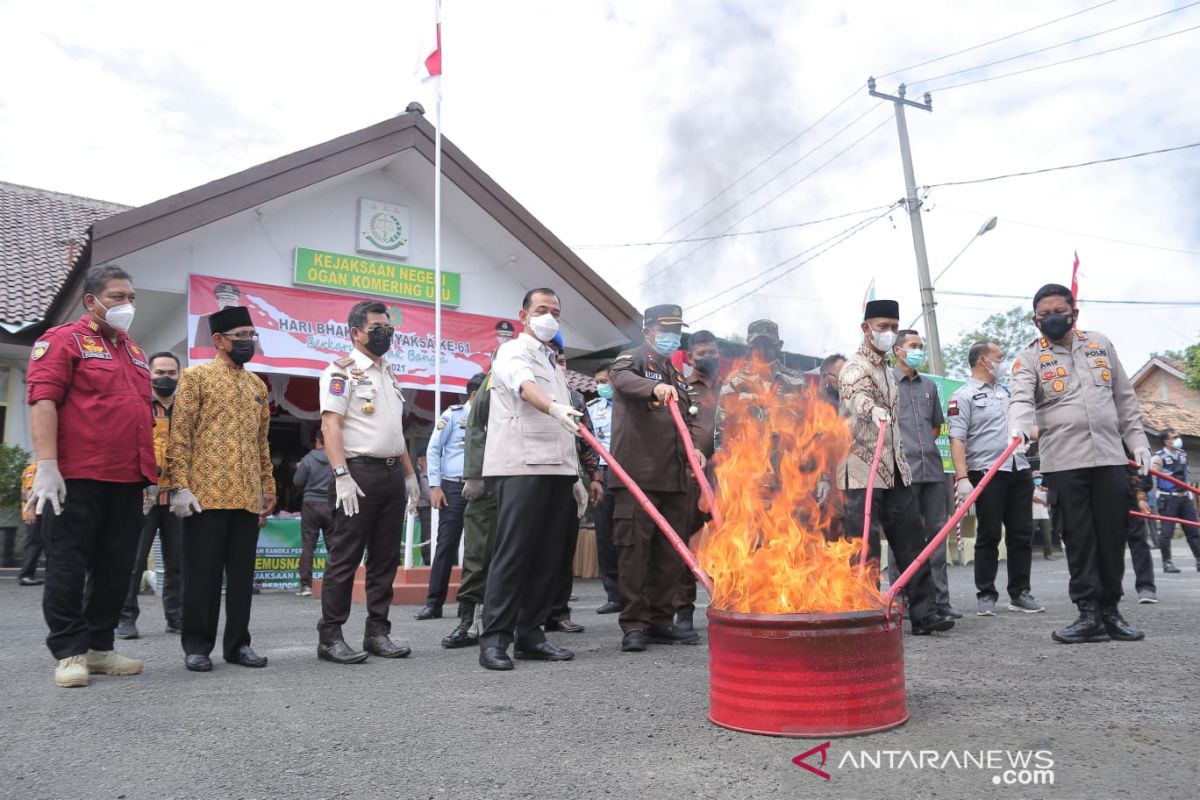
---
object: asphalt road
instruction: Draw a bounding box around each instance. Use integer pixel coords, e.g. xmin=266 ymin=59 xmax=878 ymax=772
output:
xmin=2 ymin=552 xmax=1199 ymax=800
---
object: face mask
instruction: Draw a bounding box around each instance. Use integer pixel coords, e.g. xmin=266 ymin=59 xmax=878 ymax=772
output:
xmin=1036 ymin=313 xmax=1073 ymax=341
xmin=1172 ymin=437 xmax=1183 ymax=449
xmin=902 ymin=349 xmax=926 ymax=369
xmin=653 ymin=332 xmax=682 ymax=356
xmin=151 ymin=377 xmax=178 ymax=397
xmin=228 ymin=339 xmax=256 ymax=365
xmin=870 ymin=329 xmax=897 ymax=352
xmin=365 ymin=326 xmax=394 ymax=357
xmin=695 ymin=356 xmax=720 ymax=377
xmin=596 ymin=383 xmax=613 ymax=400
xmin=528 ymin=313 xmax=559 ymax=342
xmin=97 ymin=299 xmax=135 ymax=333
xmin=990 ymin=359 xmax=1010 ymax=380
xmin=1034 ymin=477 xmax=1043 ymax=486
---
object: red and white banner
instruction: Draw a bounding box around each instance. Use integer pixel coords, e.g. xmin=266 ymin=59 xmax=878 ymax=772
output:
xmin=186 ymin=274 xmax=517 ymax=391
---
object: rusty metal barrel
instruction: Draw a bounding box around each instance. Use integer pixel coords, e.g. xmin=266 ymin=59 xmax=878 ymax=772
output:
xmin=707 ymin=606 xmax=908 ymax=737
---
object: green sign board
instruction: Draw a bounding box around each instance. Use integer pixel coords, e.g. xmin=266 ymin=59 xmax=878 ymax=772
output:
xmin=923 ymin=373 xmax=966 ymax=473
xmin=254 ymin=518 xmax=326 ymax=589
xmin=294 ymin=247 xmax=461 ymax=306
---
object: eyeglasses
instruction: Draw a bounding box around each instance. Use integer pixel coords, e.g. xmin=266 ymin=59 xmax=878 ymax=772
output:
xmin=221 ymin=331 xmax=259 ymax=341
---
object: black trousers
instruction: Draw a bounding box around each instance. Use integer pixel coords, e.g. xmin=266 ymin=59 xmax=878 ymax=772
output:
xmin=1125 ymin=514 xmax=1156 ymax=593
xmin=969 ymin=468 xmax=1034 ymax=601
xmin=120 ymin=504 xmax=183 ymax=626
xmin=1044 ymin=465 xmax=1127 ymax=606
xmin=593 ymin=468 xmax=619 ymax=604
xmin=547 ymin=514 xmax=581 ymax=623
xmin=843 ymin=478 xmax=935 ymax=624
xmin=1156 ymin=494 xmax=1200 ymax=562
xmin=41 ymin=480 xmax=143 ymax=659
xmin=614 ymin=488 xmax=690 ymax=633
xmin=319 ymin=461 xmax=406 ymax=644
xmin=887 ymin=480 xmax=951 ymax=608
xmin=298 ymin=500 xmax=332 ymax=588
xmin=19 ymin=515 xmax=44 ymax=580
xmin=481 ymin=475 xmax=575 ymax=650
xmin=181 ymin=509 xmax=259 ymax=659
xmin=425 ymin=479 xmax=467 ymax=608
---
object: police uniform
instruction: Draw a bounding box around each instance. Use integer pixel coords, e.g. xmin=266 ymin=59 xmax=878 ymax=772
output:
xmin=1009 ymin=327 xmax=1150 ymax=639
xmin=317 ymin=346 xmax=409 ymax=648
xmin=1150 ymin=445 xmax=1200 ymax=570
xmin=948 ymin=376 xmax=1035 ymax=606
xmin=610 ymin=304 xmax=697 ymax=642
xmin=421 ymin=402 xmax=471 ymax=615
xmin=586 ymin=393 xmax=619 ymax=606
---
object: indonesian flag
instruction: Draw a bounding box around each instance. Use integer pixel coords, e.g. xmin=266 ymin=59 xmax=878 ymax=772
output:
xmin=419 ymin=1 xmax=442 ymax=82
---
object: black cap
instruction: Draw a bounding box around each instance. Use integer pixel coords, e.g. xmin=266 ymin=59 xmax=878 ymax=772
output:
xmin=643 ymin=304 xmax=687 ymax=329
xmin=209 ymin=305 xmax=253 ymax=334
xmin=863 ymin=299 xmax=900 ymax=321
xmin=495 ymin=320 xmax=514 ymax=333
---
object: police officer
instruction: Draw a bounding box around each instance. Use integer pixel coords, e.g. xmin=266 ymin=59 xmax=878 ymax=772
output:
xmin=587 ymin=360 xmax=620 ymax=614
xmin=415 ymin=372 xmax=486 ymax=620
xmin=1009 ymin=283 xmax=1152 ymax=643
xmin=949 ymin=339 xmax=1043 ymax=617
xmin=1150 ymin=427 xmax=1200 ymax=573
xmin=317 ymin=300 xmax=420 ymax=664
xmin=610 ymin=304 xmax=701 ymax=652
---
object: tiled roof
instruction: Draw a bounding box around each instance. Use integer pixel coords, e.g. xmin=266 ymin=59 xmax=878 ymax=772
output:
xmin=1140 ymin=400 xmax=1200 ymax=439
xmin=0 ymin=182 xmax=129 ymax=325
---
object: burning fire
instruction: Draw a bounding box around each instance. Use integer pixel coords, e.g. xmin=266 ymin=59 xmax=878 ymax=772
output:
xmin=697 ymin=363 xmax=884 ymax=614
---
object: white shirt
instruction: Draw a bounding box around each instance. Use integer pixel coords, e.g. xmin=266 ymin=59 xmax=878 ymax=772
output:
xmin=319 ymin=347 xmax=406 ymax=459
xmin=491 ymin=332 xmax=556 ymax=397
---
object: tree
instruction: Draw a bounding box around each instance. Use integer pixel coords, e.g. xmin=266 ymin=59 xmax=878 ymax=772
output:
xmin=942 ymin=305 xmax=1037 ymax=379
xmin=1152 ymin=345 xmax=1200 ymax=391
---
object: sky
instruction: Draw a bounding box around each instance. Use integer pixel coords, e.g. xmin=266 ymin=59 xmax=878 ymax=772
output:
xmin=1 ymin=0 xmax=1198 ymax=374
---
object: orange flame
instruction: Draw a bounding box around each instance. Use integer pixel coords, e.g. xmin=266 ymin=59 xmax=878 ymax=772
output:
xmin=697 ymin=361 xmax=883 ymax=614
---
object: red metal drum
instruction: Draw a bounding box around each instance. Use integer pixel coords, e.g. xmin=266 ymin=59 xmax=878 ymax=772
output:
xmin=707 ymin=606 xmax=908 ymax=737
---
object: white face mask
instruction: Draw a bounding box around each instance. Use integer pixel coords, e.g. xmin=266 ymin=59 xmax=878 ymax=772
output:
xmin=97 ymin=299 xmax=135 ymax=333
xmin=990 ymin=359 xmax=1010 ymax=380
xmin=528 ymin=313 xmax=559 ymax=342
xmin=870 ymin=329 xmax=897 ymax=352
xmin=1171 ymin=437 xmax=1183 ymax=449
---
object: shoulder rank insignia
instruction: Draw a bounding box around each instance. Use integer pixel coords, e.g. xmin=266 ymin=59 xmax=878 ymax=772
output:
xmin=334 ymin=356 xmax=355 ymax=368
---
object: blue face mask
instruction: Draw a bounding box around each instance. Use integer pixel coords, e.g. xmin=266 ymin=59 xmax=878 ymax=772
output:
xmin=903 ymin=349 xmax=926 ymax=369
xmin=653 ymin=332 xmax=682 ymax=356
xmin=1034 ymin=477 xmax=1043 ymax=486
xmin=596 ymin=383 xmax=613 ymax=400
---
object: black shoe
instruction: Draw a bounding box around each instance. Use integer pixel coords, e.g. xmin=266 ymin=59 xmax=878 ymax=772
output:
xmin=1163 ymin=560 xmax=1181 ymax=573
xmin=442 ymin=618 xmax=479 ymax=648
xmin=935 ymin=604 xmax=963 ymax=620
xmin=18 ymin=576 xmax=44 ymax=586
xmin=514 ymin=641 xmax=575 ymax=661
xmin=317 ymin=640 xmax=369 ymax=665
xmin=544 ymin=619 xmax=585 ymax=633
xmin=226 ymin=645 xmax=268 ymax=668
xmin=911 ymin=614 xmax=955 ymax=636
xmin=621 ymin=630 xmax=647 ymax=652
xmin=414 ymin=605 xmax=442 ymax=621
xmin=596 ymin=600 xmax=621 ymax=614
xmin=185 ymin=654 xmax=213 ymax=672
xmin=479 ymin=646 xmax=514 ymax=671
xmin=165 ymin=622 xmax=182 ymax=635
xmin=363 ymin=634 xmax=411 ymax=658
xmin=646 ymin=625 xmax=700 ymax=645
xmin=1100 ymin=607 xmax=1145 ymax=642
xmin=1051 ymin=603 xmax=1110 ymax=644
xmin=116 ymin=619 xmax=139 ymax=640
xmin=674 ymin=610 xmax=694 ymax=632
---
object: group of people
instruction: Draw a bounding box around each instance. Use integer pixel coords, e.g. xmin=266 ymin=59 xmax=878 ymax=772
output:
xmin=20 ymin=264 xmax=1194 ymax=687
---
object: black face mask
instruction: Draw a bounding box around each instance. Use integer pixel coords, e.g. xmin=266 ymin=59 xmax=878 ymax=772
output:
xmin=229 ymin=339 xmax=256 ymax=365
xmin=152 ymin=377 xmax=178 ymax=397
xmin=365 ymin=326 xmax=394 ymax=357
xmin=695 ymin=356 xmax=719 ymax=377
xmin=1036 ymin=313 xmax=1073 ymax=341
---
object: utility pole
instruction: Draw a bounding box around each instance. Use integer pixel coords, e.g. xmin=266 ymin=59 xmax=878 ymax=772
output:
xmin=867 ymin=78 xmax=944 ymax=375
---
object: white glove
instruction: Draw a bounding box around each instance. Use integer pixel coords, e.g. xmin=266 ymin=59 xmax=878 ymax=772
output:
xmin=870 ymin=407 xmax=890 ymax=425
xmin=548 ymin=401 xmax=583 ymax=434
xmin=27 ymin=460 xmax=67 ymax=516
xmin=1010 ymin=428 xmax=1029 ymax=456
xmin=334 ymin=473 xmax=365 ymax=517
xmin=405 ymin=473 xmax=421 ymax=512
xmin=1134 ymin=447 xmax=1152 ymax=476
xmin=572 ymin=479 xmax=588 ymax=519
xmin=142 ymin=485 xmax=159 ymax=515
xmin=170 ymin=488 xmax=203 ymax=518
xmin=815 ymin=478 xmax=831 ymax=506
xmin=955 ymin=477 xmax=973 ymax=504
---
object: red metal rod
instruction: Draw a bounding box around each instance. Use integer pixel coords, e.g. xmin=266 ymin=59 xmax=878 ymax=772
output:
xmin=884 ymin=436 xmax=1022 ymax=605
xmin=1131 ymin=510 xmax=1200 ymax=528
xmin=666 ymin=396 xmax=723 ymax=529
xmin=1128 ymin=460 xmax=1199 ymax=496
xmin=578 ymin=424 xmax=715 ymax=594
xmin=857 ymin=418 xmax=889 ymax=575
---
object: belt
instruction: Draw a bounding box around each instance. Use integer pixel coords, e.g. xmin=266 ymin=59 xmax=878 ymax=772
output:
xmin=347 ymin=456 xmax=402 ymax=467
xmin=1163 ymin=490 xmax=1191 ymax=497
xmin=441 ymin=477 xmax=464 ymax=484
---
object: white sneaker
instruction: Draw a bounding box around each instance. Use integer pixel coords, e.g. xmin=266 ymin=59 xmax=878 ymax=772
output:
xmin=86 ymin=649 xmax=144 ymax=676
xmin=55 ymin=654 xmax=89 ymax=688
xmin=295 ymin=587 xmax=313 ymax=597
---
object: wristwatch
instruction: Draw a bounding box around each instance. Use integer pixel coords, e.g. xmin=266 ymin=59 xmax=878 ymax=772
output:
xmin=333 ymin=465 xmax=349 ymax=478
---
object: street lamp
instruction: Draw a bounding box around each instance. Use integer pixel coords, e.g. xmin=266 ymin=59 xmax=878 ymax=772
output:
xmin=907 ymin=216 xmax=999 ymax=331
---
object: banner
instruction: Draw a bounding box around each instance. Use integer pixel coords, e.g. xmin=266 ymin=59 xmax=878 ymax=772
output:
xmin=255 ymin=519 xmax=325 ymax=589
xmin=186 ymin=274 xmax=518 ymax=389
xmin=294 ymin=247 xmax=461 ymax=306
xmin=923 ymin=373 xmax=966 ymax=473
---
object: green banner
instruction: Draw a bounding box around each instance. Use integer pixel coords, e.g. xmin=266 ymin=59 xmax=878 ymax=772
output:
xmin=255 ymin=518 xmax=326 ymax=589
xmin=923 ymin=373 xmax=966 ymax=473
xmin=294 ymin=247 xmax=461 ymax=306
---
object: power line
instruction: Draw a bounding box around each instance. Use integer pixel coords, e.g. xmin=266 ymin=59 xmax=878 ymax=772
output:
xmin=938 ymin=289 xmax=1200 ymax=307
xmin=875 ymin=0 xmax=1120 ymax=79
xmin=570 ymin=202 xmax=897 ymax=249
xmin=924 ymin=141 xmax=1200 ymax=189
xmin=909 ymin=2 xmax=1200 ymax=87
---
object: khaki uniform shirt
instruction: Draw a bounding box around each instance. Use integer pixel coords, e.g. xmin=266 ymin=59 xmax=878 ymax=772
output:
xmin=163 ymin=359 xmax=275 ymax=514
xmin=837 ymin=344 xmax=911 ymax=491
xmin=318 ymin=347 xmax=406 ymax=459
xmin=1008 ymin=329 xmax=1148 ymax=473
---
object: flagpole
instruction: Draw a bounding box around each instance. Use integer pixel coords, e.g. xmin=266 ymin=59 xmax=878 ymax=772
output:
xmin=430 ymin=0 xmax=443 ymax=566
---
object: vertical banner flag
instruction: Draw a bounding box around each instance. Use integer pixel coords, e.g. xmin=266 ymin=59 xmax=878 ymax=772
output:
xmin=1071 ymin=250 xmax=1081 ymax=323
xmin=862 ymin=277 xmax=876 ymax=312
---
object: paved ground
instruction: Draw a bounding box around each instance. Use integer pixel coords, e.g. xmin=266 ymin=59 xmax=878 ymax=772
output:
xmin=2 ymin=551 xmax=1199 ymax=800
